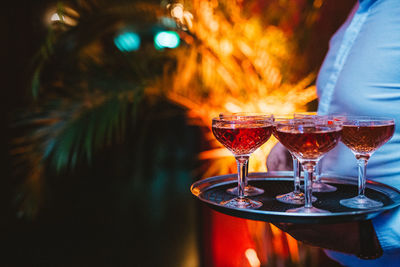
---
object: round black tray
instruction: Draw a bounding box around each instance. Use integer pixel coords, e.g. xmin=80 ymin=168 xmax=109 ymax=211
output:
xmin=191 ymin=171 xmax=400 ymax=224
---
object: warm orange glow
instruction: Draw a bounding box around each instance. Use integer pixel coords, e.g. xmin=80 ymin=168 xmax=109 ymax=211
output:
xmin=183 ymin=11 xmax=194 ymax=29
xmin=270 ymin=224 xmax=287 ymax=258
xmin=285 ymin=232 xmax=300 ymax=263
xmin=269 ymin=223 xmax=281 ymax=236
xmin=314 ymin=0 xmax=324 ymax=8
xmin=167 ymin=1 xmax=317 ymax=177
xmin=198 ymin=148 xmax=230 ymax=160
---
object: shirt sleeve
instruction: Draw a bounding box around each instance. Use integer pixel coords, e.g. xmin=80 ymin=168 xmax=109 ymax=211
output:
xmin=372 ymin=207 xmax=400 ymax=252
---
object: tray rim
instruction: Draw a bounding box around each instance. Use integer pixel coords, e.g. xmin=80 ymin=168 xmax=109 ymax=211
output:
xmin=191 ymin=171 xmax=400 ymax=224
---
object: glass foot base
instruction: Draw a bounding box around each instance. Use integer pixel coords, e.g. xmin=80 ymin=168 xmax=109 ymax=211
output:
xmin=312 ymin=182 xmax=337 ymax=193
xmin=226 ymin=185 xmax=264 ymax=197
xmin=276 ymin=192 xmax=317 ymax=205
xmin=220 ymin=197 xmax=262 ymax=209
xmin=340 ymin=195 xmax=383 ymax=209
xmin=286 ymin=206 xmax=330 ymax=214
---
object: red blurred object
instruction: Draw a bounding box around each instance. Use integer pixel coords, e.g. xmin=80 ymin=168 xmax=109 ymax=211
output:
xmin=201 ymin=208 xmax=257 ymax=267
xmin=211 ymin=211 xmax=256 ymax=267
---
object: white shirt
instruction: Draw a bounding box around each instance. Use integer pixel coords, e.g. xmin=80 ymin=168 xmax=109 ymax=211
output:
xmin=316 ymin=0 xmax=400 ymax=264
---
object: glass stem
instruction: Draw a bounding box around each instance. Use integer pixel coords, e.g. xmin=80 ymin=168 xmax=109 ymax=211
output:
xmin=357 ymin=157 xmax=369 ymax=197
xmin=302 ymin=163 xmax=316 ymax=209
xmin=244 ymin=161 xmax=249 ymax=187
xmin=292 ymin=155 xmax=301 ymax=194
xmin=314 ymin=161 xmax=321 ymax=183
xmin=236 ymin=156 xmax=249 ymax=200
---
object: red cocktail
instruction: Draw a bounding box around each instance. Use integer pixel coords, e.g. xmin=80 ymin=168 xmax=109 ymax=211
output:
xmin=275 ymin=125 xmax=342 ymax=159
xmin=274 ymin=118 xmax=342 ymax=213
xmin=212 ymin=125 xmax=272 ymax=155
xmin=340 ymin=116 xmax=395 ymax=209
xmin=212 ymin=115 xmax=273 ymax=209
xmin=218 ymin=112 xmax=274 ymax=197
xmin=341 ymin=124 xmax=394 ymax=154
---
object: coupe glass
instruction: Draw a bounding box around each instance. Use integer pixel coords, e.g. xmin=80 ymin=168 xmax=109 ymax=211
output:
xmin=274 ymin=118 xmax=342 ymax=213
xmin=294 ymin=112 xmax=341 ymax=193
xmin=219 ymin=112 xmax=274 ymax=197
xmin=212 ymin=115 xmax=274 ymax=209
xmin=273 ymin=117 xmax=316 ymax=205
xmin=339 ymin=116 xmax=395 ymax=209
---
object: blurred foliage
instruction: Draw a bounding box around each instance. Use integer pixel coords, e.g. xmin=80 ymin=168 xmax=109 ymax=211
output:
xmin=12 ymin=0 xmax=183 ymax=218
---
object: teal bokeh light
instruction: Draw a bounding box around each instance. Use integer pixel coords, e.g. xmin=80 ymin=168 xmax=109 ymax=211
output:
xmin=154 ymin=31 xmax=180 ymax=49
xmin=114 ymin=32 xmax=141 ymax=52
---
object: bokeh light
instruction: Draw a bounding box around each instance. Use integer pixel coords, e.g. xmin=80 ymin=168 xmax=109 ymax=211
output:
xmin=114 ymin=32 xmax=141 ymax=52
xmin=154 ymin=31 xmax=180 ymax=49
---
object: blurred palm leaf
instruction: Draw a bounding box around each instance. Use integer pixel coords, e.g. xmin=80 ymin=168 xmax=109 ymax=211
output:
xmin=12 ymin=0 xmax=182 ymax=217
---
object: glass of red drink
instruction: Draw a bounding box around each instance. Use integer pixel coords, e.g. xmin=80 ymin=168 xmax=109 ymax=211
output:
xmin=273 ymin=116 xmax=316 ymax=205
xmin=293 ymin=113 xmax=345 ymax=193
xmin=274 ymin=118 xmax=342 ymax=213
xmin=219 ymin=112 xmax=274 ymax=197
xmin=339 ymin=116 xmax=395 ymax=209
xmin=212 ymin=114 xmax=274 ymax=209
